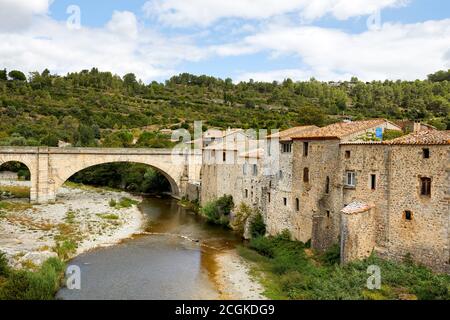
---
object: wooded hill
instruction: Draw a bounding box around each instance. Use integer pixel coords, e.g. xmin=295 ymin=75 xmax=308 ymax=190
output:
xmin=0 ymin=68 xmax=449 ymax=148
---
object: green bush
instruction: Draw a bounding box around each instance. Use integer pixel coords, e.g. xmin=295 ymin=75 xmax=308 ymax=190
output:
xmin=117 ymin=197 xmax=139 ymax=208
xmin=0 ymin=252 xmax=10 ymax=277
xmin=383 ymin=129 xmax=404 ymax=141
xmin=200 ymin=195 xmax=234 ymax=226
xmin=54 ymin=240 xmax=77 ymax=260
xmin=0 ymin=257 xmax=65 ymax=300
xmin=109 ymin=199 xmax=117 ymax=207
xmin=319 ymin=244 xmax=341 ymax=266
xmin=249 ymin=211 xmax=266 ymax=238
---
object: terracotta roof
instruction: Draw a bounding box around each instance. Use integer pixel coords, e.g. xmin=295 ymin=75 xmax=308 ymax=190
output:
xmin=386 ymin=130 xmax=450 ymax=145
xmin=239 ymin=148 xmax=264 ymax=159
xmin=267 ymin=126 xmax=318 ymax=141
xmin=341 ymin=201 xmax=375 ymax=215
xmin=291 ymin=119 xmax=396 ymax=140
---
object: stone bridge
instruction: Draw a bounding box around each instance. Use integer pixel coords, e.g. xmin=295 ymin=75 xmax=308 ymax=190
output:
xmin=0 ymin=147 xmax=201 ymax=204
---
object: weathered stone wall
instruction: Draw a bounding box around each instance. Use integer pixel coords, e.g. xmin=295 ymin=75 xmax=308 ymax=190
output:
xmin=340 ymin=207 xmax=377 ymax=264
xmin=266 ymin=147 xmax=297 ymax=237
xmin=385 ymin=145 xmax=449 ymax=273
xmin=291 ymin=139 xmax=341 ymax=243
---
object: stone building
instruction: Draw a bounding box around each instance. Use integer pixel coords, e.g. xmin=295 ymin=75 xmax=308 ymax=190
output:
xmin=199 ymin=119 xmax=450 ymax=272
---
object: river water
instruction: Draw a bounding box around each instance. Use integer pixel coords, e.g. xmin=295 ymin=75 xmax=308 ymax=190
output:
xmin=57 ymin=197 xmax=241 ymax=300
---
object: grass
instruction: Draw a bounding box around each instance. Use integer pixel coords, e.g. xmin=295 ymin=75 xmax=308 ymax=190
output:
xmin=64 ymin=210 xmax=77 ymax=224
xmin=0 ymin=252 xmax=65 ymax=300
xmin=109 ymin=197 xmax=139 ymax=209
xmin=239 ymin=233 xmax=450 ymax=300
xmin=0 ymin=201 xmax=32 ymax=212
xmin=96 ymin=213 xmax=119 ymax=220
xmin=0 ymin=186 xmax=30 ymax=199
xmin=53 ymin=223 xmax=81 ymax=260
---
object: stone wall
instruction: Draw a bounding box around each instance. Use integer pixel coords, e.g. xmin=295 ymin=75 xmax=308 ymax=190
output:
xmin=291 ymin=139 xmax=341 ymax=243
xmin=340 ymin=207 xmax=377 ymax=264
xmin=385 ymin=145 xmax=449 ymax=273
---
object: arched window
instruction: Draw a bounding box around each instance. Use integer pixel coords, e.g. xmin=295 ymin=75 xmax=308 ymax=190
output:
xmin=325 ymin=176 xmax=330 ymax=194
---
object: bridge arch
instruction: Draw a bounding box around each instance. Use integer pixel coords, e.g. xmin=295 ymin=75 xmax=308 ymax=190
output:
xmin=0 ymin=147 xmax=192 ymax=204
xmin=55 ymin=160 xmax=180 ymax=197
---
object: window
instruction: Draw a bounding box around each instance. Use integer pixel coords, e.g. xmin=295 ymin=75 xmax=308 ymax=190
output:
xmin=404 ymin=210 xmax=413 ymax=221
xmin=345 ymin=150 xmax=351 ymax=159
xmin=243 ymin=164 xmax=247 ymax=175
xmin=279 ymin=170 xmax=283 ymax=180
xmin=269 ymin=180 xmax=272 ymax=189
xmin=252 ymin=164 xmax=258 ymax=176
xmin=281 ymin=143 xmax=292 ymax=153
xmin=370 ymin=174 xmax=376 ymax=190
xmin=422 ymin=148 xmax=430 ymax=159
xmin=303 ymin=142 xmax=309 ymax=157
xmin=345 ymin=171 xmax=356 ymax=187
xmin=325 ymin=176 xmax=330 ymax=194
xmin=420 ymin=177 xmax=431 ymax=196
xmin=296 ymin=198 xmax=300 ymax=211
xmin=267 ymin=192 xmax=271 ymax=203
xmin=244 ymin=189 xmax=248 ymax=198
xmin=303 ymin=168 xmax=309 ymax=183
xmin=283 ymin=197 xmax=287 ymax=206
xmin=326 ymin=210 xmax=331 ymax=218
xmin=223 ymin=152 xmax=226 ymax=162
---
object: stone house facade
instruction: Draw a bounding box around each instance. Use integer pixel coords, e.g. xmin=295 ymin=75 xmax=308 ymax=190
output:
xmin=199 ymin=120 xmax=450 ymax=272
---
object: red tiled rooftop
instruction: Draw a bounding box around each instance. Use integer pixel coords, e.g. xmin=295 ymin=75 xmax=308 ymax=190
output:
xmin=291 ymin=119 xmax=396 ymax=140
xmin=386 ymin=130 xmax=450 ymax=145
xmin=267 ymin=125 xmax=318 ymax=141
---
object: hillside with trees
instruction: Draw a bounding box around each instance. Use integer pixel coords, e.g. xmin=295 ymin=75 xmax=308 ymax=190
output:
xmin=0 ymin=68 xmax=449 ymax=148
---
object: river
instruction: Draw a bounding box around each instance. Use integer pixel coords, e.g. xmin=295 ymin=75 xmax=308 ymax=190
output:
xmin=56 ymin=197 xmax=242 ymax=300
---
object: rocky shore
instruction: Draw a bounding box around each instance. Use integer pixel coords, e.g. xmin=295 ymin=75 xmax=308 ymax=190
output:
xmin=0 ymin=180 xmax=145 ymax=269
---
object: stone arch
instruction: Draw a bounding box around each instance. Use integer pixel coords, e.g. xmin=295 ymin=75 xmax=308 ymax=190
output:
xmin=0 ymin=155 xmax=38 ymax=201
xmin=52 ymin=160 xmax=181 ymax=198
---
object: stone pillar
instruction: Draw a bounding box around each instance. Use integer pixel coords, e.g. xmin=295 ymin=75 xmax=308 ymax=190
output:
xmin=36 ymin=147 xmax=52 ymax=204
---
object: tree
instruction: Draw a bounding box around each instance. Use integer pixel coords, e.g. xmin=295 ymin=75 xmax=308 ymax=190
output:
xmin=0 ymin=69 xmax=7 ymax=81
xmin=8 ymin=70 xmax=26 ymax=81
xmin=297 ymin=106 xmax=327 ymax=126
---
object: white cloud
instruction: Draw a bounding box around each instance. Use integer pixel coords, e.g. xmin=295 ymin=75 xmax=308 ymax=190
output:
xmin=0 ymin=0 xmax=51 ymax=31
xmin=143 ymin=0 xmax=407 ymax=27
xmin=106 ymin=11 xmax=139 ymax=39
xmin=0 ymin=11 xmax=206 ymax=81
xmin=217 ymin=19 xmax=450 ymax=81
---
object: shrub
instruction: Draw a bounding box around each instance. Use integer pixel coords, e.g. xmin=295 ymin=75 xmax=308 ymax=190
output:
xmin=117 ymin=197 xmax=139 ymax=208
xmin=249 ymin=211 xmax=266 ymax=238
xmin=109 ymin=199 xmax=117 ymax=207
xmin=319 ymin=244 xmax=341 ymax=266
xmin=54 ymin=240 xmax=77 ymax=260
xmin=0 ymin=257 xmax=65 ymax=300
xmin=0 ymin=252 xmax=10 ymax=277
xmin=383 ymin=129 xmax=404 ymax=141
xmin=249 ymin=236 xmax=275 ymax=258
xmin=230 ymin=203 xmax=253 ymax=236
xmin=200 ymin=195 xmax=234 ymax=227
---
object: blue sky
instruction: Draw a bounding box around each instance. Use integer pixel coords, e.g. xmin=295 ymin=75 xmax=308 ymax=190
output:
xmin=0 ymin=0 xmax=449 ymax=83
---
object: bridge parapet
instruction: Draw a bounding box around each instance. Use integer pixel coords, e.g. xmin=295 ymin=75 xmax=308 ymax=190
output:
xmin=0 ymin=146 xmax=202 ymax=204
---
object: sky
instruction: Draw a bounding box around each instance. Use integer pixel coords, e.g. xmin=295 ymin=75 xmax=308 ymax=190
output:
xmin=0 ymin=0 xmax=449 ymax=83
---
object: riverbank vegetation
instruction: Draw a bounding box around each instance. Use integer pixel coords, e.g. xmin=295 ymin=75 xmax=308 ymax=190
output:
xmin=239 ymin=232 xmax=450 ymax=300
xmin=0 ymin=252 xmax=65 ymax=300
xmin=0 ymin=68 xmax=449 ymax=148
xmin=69 ymin=163 xmax=171 ymax=195
xmin=200 ymin=195 xmax=234 ymax=227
